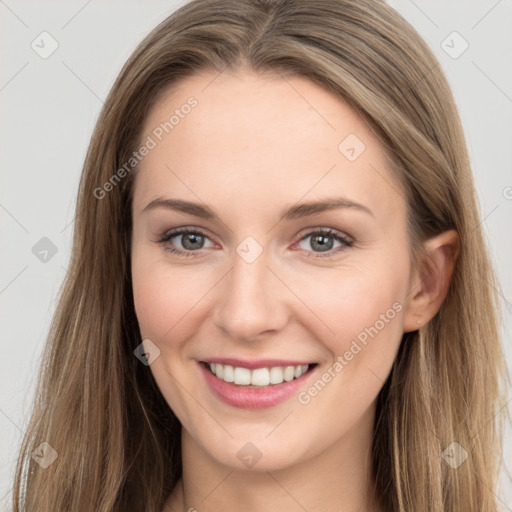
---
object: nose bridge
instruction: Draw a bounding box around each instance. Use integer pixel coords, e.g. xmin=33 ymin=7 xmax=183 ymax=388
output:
xmin=213 ymin=238 xmax=287 ymax=341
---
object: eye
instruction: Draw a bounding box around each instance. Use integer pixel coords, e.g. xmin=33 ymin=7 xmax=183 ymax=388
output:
xmin=154 ymin=226 xmax=353 ymax=259
xmin=294 ymin=228 xmax=353 ymax=259
xmin=154 ymin=227 xmax=215 ymax=257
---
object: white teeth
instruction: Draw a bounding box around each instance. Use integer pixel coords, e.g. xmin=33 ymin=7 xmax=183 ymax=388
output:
xmin=251 ymin=368 xmax=270 ymax=386
xmin=233 ymin=367 xmax=251 ymax=385
xmin=223 ymin=364 xmax=234 ymax=382
xmin=283 ymin=366 xmax=295 ymax=381
xmin=269 ymin=366 xmax=284 ymax=384
xmin=208 ymin=362 xmax=310 ymax=387
xmin=295 ymin=365 xmax=309 ymax=378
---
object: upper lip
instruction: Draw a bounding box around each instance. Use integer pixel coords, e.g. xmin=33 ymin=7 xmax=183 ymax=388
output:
xmin=200 ymin=358 xmax=316 ymax=370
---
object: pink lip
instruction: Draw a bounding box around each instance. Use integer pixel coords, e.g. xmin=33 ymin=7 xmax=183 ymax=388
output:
xmin=202 ymin=357 xmax=313 ymax=370
xmin=198 ymin=361 xmax=317 ymax=409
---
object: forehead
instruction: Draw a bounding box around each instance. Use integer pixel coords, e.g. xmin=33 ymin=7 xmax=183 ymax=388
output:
xmin=133 ymin=69 xmax=404 ymax=226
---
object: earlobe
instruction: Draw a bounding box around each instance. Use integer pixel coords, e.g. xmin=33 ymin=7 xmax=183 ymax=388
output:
xmin=402 ymin=229 xmax=460 ymax=333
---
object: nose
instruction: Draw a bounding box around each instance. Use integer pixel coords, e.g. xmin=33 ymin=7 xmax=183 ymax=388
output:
xmin=212 ymin=247 xmax=289 ymax=342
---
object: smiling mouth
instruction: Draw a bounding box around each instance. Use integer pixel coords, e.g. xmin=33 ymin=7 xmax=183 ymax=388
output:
xmin=201 ymin=361 xmax=317 ymax=387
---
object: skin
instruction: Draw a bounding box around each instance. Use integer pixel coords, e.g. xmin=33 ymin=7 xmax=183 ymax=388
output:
xmin=130 ymin=68 xmax=459 ymax=512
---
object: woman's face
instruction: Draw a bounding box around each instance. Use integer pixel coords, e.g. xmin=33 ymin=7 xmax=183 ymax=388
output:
xmin=131 ymin=68 xmax=419 ymax=471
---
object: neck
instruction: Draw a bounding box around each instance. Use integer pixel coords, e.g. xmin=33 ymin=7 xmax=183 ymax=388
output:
xmin=165 ymin=404 xmax=383 ymax=512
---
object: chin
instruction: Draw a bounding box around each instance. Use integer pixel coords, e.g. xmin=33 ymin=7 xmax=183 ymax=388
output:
xmin=193 ymin=428 xmax=315 ymax=473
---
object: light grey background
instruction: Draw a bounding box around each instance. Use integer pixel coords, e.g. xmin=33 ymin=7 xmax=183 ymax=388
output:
xmin=1 ymin=0 xmax=511 ymax=509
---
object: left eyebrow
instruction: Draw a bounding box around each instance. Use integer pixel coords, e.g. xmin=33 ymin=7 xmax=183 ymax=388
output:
xmin=279 ymin=196 xmax=374 ymax=220
xmin=141 ymin=196 xmax=374 ymax=220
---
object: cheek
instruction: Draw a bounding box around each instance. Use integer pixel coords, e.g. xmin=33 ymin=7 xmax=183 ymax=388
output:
xmin=132 ymin=268 xmax=170 ymax=341
xmin=131 ymin=251 xmax=214 ymax=348
xmin=287 ymin=255 xmax=409 ymax=408
xmin=290 ymin=260 xmax=407 ymax=434
xmin=292 ymin=258 xmax=407 ymax=348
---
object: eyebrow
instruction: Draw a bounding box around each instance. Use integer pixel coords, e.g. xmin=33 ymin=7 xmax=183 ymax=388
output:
xmin=142 ymin=196 xmax=374 ymax=221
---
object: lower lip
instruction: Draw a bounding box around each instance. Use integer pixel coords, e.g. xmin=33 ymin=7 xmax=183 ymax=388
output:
xmin=199 ymin=362 xmax=315 ymax=409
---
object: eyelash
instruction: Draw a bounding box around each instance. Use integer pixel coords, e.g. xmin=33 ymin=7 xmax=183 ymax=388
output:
xmin=154 ymin=226 xmax=353 ymax=260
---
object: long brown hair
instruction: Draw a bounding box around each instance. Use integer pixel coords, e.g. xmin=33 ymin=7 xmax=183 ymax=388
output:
xmin=12 ymin=0 xmax=508 ymax=510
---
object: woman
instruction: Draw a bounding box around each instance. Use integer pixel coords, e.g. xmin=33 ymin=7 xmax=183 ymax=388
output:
xmin=12 ymin=0 xmax=507 ymax=510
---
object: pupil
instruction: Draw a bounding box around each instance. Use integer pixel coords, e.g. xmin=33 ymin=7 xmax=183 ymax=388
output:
xmin=183 ymin=233 xmax=203 ymax=250
xmin=312 ymin=234 xmax=332 ymax=252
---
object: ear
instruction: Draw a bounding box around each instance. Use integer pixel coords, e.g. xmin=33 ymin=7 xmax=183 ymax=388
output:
xmin=402 ymin=229 xmax=460 ymax=333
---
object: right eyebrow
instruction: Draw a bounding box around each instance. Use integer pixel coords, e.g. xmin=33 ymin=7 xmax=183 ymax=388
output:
xmin=142 ymin=197 xmax=215 ymax=218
